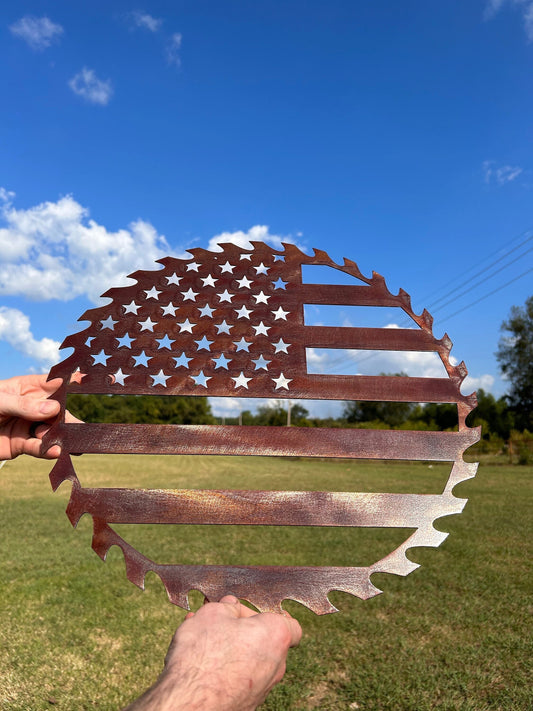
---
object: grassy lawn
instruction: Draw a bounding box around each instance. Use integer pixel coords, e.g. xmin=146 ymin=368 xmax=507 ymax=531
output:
xmin=0 ymin=454 xmax=531 ymax=710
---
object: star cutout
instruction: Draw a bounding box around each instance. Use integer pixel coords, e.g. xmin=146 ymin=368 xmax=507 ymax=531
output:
xmin=124 ymin=301 xmax=140 ymax=314
xmin=145 ymin=286 xmax=161 ymax=300
xmin=133 ymin=351 xmax=150 ymax=367
xmin=215 ymin=320 xmax=233 ymax=334
xmin=240 ymin=253 xmax=252 ymax=260
xmin=232 ymin=372 xmax=252 ymax=389
xmin=254 ymin=262 xmax=269 ymax=275
xmin=117 ymin=333 xmax=134 ymax=348
xmin=101 ymin=315 xmax=116 ymax=330
xmin=112 ymin=368 xmax=128 ymax=386
xmin=173 ymin=353 xmax=191 ymax=368
xmin=217 ymin=289 xmax=234 ymax=303
xmin=151 ymin=370 xmax=171 ymax=387
xmin=252 ymin=355 xmax=270 ymax=370
xmin=274 ymin=255 xmax=285 ymax=262
xmin=234 ymin=337 xmax=252 ymax=352
xmin=273 ymin=338 xmax=290 ymax=354
xmin=253 ymin=291 xmax=270 ymax=304
xmin=235 ymin=304 xmax=252 ymax=319
xmin=272 ymin=306 xmax=289 ymax=320
xmin=181 ymin=288 xmax=199 ymax=301
xmin=213 ymin=353 xmax=231 ymax=369
xmin=195 ymin=335 xmax=213 ymax=351
xmin=161 ymin=302 xmax=178 ymax=316
xmin=236 ymin=275 xmax=253 ymax=289
xmin=177 ymin=318 xmax=196 ymax=333
xmin=273 ymin=278 xmax=287 ymax=290
xmin=139 ymin=316 xmax=157 ymax=331
xmin=201 ymin=274 xmax=217 ymax=287
xmin=192 ymin=370 xmax=211 ymax=388
xmin=272 ymin=372 xmax=292 ymax=390
xmin=85 ymin=337 xmax=94 ymax=348
xmin=198 ymin=304 xmax=215 ymax=318
xmin=92 ymin=350 xmax=110 ymax=366
xmin=157 ymin=334 xmax=173 ymax=350
xmin=252 ymin=321 xmax=271 ymax=336
xmin=220 ymin=261 xmax=235 ymax=273
xmin=186 ymin=261 xmax=200 ymax=272
xmin=166 ymin=273 xmax=182 ymax=285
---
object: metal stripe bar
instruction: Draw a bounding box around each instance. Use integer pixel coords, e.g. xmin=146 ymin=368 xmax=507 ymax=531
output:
xmin=51 ymin=423 xmax=478 ymax=460
xmin=67 ymin=489 xmax=464 ymax=527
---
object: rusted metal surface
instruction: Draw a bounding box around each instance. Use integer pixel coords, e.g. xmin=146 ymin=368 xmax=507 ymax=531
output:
xmin=43 ymin=243 xmax=480 ymax=614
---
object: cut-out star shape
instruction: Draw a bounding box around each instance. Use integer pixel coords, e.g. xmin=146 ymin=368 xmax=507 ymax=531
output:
xmin=252 ymin=355 xmax=270 ymax=370
xmin=139 ymin=316 xmax=157 ymax=332
xmin=198 ymin=304 xmax=215 ymax=318
xmin=217 ymin=289 xmax=234 ymax=303
xmin=195 ymin=335 xmax=213 ymax=351
xmin=145 ymin=286 xmax=161 ymax=300
xmin=274 ymin=255 xmax=285 ymax=262
xmin=156 ymin=334 xmax=173 ymax=350
xmin=253 ymin=291 xmax=270 ymax=304
xmin=220 ymin=261 xmax=235 ymax=273
xmin=161 ymin=303 xmax=178 ymax=316
xmin=235 ymin=304 xmax=252 ymax=319
xmin=177 ymin=318 xmax=196 ymax=333
xmin=173 ymin=353 xmax=191 ymax=368
xmin=201 ymin=274 xmax=217 ymax=287
xmin=186 ymin=261 xmax=200 ymax=272
xmin=236 ymin=275 xmax=253 ymax=289
xmin=215 ymin=320 xmax=232 ymax=334
xmin=92 ymin=350 xmax=110 ymax=366
xmin=273 ymin=338 xmax=290 ymax=354
xmin=234 ymin=337 xmax=252 ymax=352
xmin=192 ymin=370 xmax=211 ymax=387
xmin=252 ymin=321 xmax=270 ymax=336
xmin=254 ymin=262 xmax=269 ymax=275
xmin=117 ymin=333 xmax=134 ymax=348
xmin=124 ymin=301 xmax=140 ymax=314
xmin=181 ymin=288 xmax=199 ymax=301
xmin=273 ymin=278 xmax=287 ymax=290
xmin=272 ymin=372 xmax=292 ymax=390
xmin=112 ymin=368 xmax=128 ymax=386
xmin=133 ymin=351 xmax=150 ymax=367
xmin=166 ymin=273 xmax=182 ymax=285
xmin=85 ymin=337 xmax=94 ymax=348
xmin=213 ymin=353 xmax=231 ymax=369
xmin=151 ymin=370 xmax=171 ymax=387
xmin=232 ymin=372 xmax=252 ymax=389
xmin=239 ymin=253 xmax=252 ymax=260
xmin=101 ymin=316 xmax=117 ymax=330
xmin=272 ymin=306 xmax=289 ymax=320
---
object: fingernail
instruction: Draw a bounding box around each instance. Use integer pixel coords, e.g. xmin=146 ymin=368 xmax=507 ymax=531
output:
xmin=39 ymin=401 xmax=57 ymax=415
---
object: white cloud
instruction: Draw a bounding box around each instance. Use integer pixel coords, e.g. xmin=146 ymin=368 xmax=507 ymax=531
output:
xmin=130 ymin=11 xmax=163 ymax=32
xmin=462 ymin=374 xmax=495 ymax=394
xmin=0 ymin=307 xmax=60 ymax=370
xmin=0 ymin=192 xmax=171 ymax=303
xmin=484 ymin=0 xmax=533 ymax=41
xmin=208 ymin=225 xmax=299 ymax=253
xmin=483 ymin=160 xmax=523 ymax=185
xmin=9 ymin=15 xmax=63 ymax=51
xmin=68 ymin=68 xmax=113 ymax=106
xmin=166 ymin=32 xmax=183 ymax=67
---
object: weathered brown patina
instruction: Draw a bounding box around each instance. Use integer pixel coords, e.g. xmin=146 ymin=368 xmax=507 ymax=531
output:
xmin=43 ymin=243 xmax=479 ymax=614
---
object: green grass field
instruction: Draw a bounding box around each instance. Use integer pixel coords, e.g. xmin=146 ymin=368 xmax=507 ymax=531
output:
xmin=1 ymin=454 xmax=531 ymax=710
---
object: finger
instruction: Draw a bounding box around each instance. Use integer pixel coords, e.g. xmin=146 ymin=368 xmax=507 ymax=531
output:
xmin=64 ymin=410 xmax=83 ymax=424
xmin=0 ymin=392 xmax=60 ymax=422
xmin=283 ymin=616 xmax=303 ymax=647
xmin=218 ymin=595 xmax=260 ymax=619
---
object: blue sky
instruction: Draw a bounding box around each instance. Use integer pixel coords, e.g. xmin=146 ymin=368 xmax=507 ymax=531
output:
xmin=0 ymin=1 xmax=532 ymax=417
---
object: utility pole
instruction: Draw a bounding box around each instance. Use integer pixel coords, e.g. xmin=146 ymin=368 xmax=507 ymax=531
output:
xmin=287 ymin=400 xmax=292 ymax=427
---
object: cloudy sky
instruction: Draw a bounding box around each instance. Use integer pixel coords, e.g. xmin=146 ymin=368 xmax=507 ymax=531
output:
xmin=1 ymin=1 xmax=532 ymax=417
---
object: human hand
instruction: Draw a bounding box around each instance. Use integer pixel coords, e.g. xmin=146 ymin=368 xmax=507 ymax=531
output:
xmin=125 ymin=595 xmax=302 ymax=711
xmin=0 ymin=374 xmax=73 ymax=460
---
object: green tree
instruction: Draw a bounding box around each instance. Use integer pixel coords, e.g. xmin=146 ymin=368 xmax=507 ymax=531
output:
xmin=496 ymin=295 xmax=533 ymax=431
xmin=343 ymin=373 xmax=413 ymax=427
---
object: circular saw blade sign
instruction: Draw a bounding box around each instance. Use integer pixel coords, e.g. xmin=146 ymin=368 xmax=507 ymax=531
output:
xmin=43 ymin=243 xmax=479 ymax=615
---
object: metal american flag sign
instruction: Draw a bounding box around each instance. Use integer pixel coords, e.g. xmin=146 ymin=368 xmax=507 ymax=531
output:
xmin=43 ymin=242 xmax=480 ymax=614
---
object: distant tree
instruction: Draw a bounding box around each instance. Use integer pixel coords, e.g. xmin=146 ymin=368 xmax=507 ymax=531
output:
xmin=496 ymin=295 xmax=533 ymax=431
xmin=466 ymin=388 xmax=514 ymax=439
xmin=343 ymin=373 xmax=413 ymax=427
xmin=67 ymin=394 xmax=214 ymax=424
